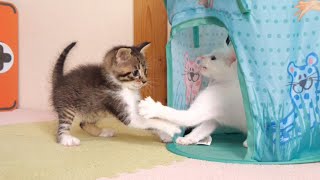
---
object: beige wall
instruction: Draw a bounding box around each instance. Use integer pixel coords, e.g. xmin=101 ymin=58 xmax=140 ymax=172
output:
xmin=9 ymin=0 xmax=133 ymax=110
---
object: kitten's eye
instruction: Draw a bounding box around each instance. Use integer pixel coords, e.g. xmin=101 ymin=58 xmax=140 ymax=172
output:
xmin=211 ymin=56 xmax=216 ymax=61
xmin=132 ymin=70 xmax=140 ymax=77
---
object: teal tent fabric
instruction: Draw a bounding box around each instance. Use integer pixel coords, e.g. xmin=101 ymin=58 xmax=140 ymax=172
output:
xmin=165 ymin=0 xmax=320 ymax=163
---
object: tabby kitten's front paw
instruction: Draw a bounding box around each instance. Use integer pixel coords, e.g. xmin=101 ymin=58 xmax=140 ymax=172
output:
xmin=139 ymin=96 xmax=163 ymax=119
xmin=155 ymin=122 xmax=181 ymax=137
xmin=58 ymin=134 xmax=80 ymax=146
xmin=152 ymin=130 xmax=173 ymax=143
xmin=160 ymin=135 xmax=173 ymax=143
xmin=99 ymin=129 xmax=115 ymax=137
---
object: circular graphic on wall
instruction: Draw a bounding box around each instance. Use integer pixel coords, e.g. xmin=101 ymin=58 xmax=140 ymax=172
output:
xmin=0 ymin=42 xmax=14 ymax=74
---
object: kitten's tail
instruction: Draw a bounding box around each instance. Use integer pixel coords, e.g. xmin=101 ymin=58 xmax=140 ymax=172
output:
xmin=52 ymin=42 xmax=77 ymax=88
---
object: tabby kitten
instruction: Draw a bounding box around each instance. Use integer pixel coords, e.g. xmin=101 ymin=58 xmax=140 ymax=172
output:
xmin=51 ymin=42 xmax=181 ymax=146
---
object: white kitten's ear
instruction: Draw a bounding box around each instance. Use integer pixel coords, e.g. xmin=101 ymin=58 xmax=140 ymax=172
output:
xmin=226 ymin=47 xmax=237 ymax=67
xmin=136 ymin=42 xmax=151 ymax=55
xmin=227 ymin=58 xmax=236 ymax=67
xmin=231 ymin=52 xmax=237 ymax=64
xmin=116 ymin=48 xmax=132 ymax=63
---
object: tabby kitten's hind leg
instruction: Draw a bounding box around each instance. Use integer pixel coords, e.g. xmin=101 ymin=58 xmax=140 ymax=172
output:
xmin=80 ymin=122 xmax=115 ymax=137
xmin=57 ymin=109 xmax=80 ymax=146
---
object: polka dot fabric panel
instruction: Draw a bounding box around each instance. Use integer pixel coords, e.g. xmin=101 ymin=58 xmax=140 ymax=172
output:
xmin=165 ymin=0 xmax=320 ymax=162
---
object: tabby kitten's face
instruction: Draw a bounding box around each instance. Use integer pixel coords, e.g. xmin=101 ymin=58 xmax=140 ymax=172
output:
xmin=104 ymin=42 xmax=150 ymax=90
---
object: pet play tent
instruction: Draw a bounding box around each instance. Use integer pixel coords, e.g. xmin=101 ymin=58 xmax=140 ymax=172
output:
xmin=165 ymin=0 xmax=320 ymax=164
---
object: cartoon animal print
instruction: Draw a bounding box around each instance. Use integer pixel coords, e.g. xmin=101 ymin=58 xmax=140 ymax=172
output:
xmin=288 ymin=52 xmax=320 ymax=129
xmin=295 ymin=0 xmax=320 ymax=20
xmin=268 ymin=52 xmax=320 ymax=143
xmin=198 ymin=0 xmax=214 ymax=8
xmin=184 ymin=53 xmax=202 ymax=106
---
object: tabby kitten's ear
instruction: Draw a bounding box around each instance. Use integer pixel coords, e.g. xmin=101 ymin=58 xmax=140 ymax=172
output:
xmin=136 ymin=42 xmax=151 ymax=55
xmin=116 ymin=48 xmax=132 ymax=63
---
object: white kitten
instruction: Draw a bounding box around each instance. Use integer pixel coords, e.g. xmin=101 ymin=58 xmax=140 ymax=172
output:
xmin=139 ymin=42 xmax=247 ymax=146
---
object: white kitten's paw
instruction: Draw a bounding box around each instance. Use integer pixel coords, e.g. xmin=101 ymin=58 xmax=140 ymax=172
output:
xmin=176 ymin=137 xmax=197 ymax=145
xmin=139 ymin=97 xmax=162 ymax=119
xmin=99 ymin=129 xmax=115 ymax=137
xmin=59 ymin=134 xmax=80 ymax=146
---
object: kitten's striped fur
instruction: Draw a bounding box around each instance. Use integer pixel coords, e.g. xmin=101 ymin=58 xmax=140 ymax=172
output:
xmin=51 ymin=42 xmax=180 ymax=146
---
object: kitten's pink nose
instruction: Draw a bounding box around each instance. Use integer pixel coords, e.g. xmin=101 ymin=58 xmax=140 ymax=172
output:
xmin=136 ymin=79 xmax=147 ymax=84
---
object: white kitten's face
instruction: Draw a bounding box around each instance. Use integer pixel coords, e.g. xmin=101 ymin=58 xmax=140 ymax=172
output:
xmin=199 ymin=46 xmax=236 ymax=80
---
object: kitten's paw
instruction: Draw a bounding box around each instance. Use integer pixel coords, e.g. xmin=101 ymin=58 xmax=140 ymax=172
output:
xmin=138 ymin=97 xmax=162 ymax=119
xmin=153 ymin=130 xmax=173 ymax=143
xmin=99 ymin=129 xmax=115 ymax=137
xmin=58 ymin=134 xmax=80 ymax=146
xmin=164 ymin=125 xmax=182 ymax=137
xmin=160 ymin=135 xmax=173 ymax=143
xmin=176 ymin=137 xmax=197 ymax=145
